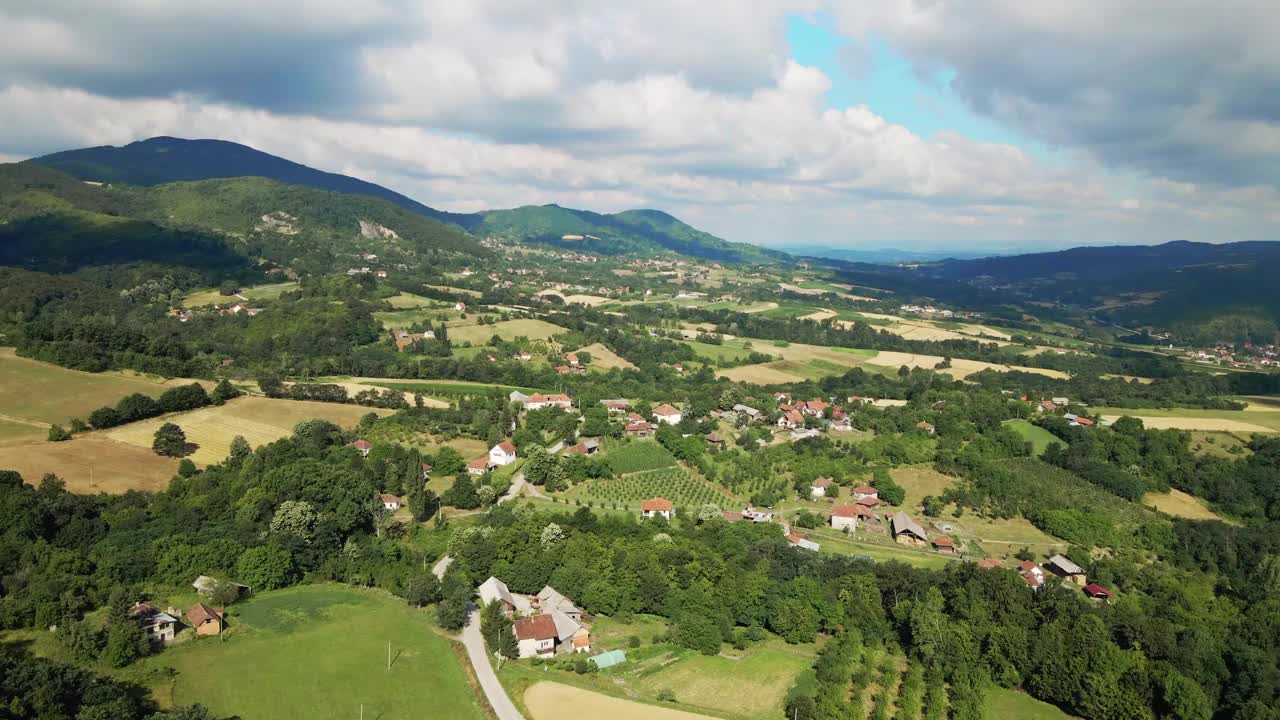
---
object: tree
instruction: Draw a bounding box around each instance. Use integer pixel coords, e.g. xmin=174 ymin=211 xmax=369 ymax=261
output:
xmin=211 ymin=378 xmax=241 ymax=404
xmin=404 ymin=575 xmax=441 ymax=607
xmin=228 ymin=435 xmax=252 ymax=465
xmin=236 ymin=545 xmax=295 ymax=590
xmin=102 ymin=618 xmax=149 ymax=668
xmin=434 ymin=447 xmax=465 ymax=475
xmin=409 ymin=487 xmax=439 ymax=522
xmin=697 ymin=503 xmax=723 ymax=523
xmin=442 ymin=475 xmax=481 ymax=509
xmin=921 ymin=495 xmax=944 ymax=517
xmin=480 ymin=600 xmax=517 ymax=658
xmin=152 ymin=422 xmax=188 ymax=457
xmin=270 ymin=500 xmax=319 ymax=542
xmin=47 ymin=424 xmax=71 ymax=441
xmin=540 ymin=522 xmax=565 ymax=548
xmin=177 ymin=459 xmax=198 ymax=477
xmin=88 ymin=406 xmax=122 ymax=429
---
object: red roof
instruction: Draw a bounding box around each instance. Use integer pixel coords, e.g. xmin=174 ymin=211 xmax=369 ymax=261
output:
xmin=351 ymin=440 xmax=372 ymax=450
xmin=1076 ymin=417 xmax=1095 ymax=427
xmin=1020 ymin=560 xmax=1040 ymax=573
xmin=496 ymin=440 xmax=516 ymax=454
xmin=642 ymin=497 xmax=674 ymax=512
xmin=812 ymin=477 xmax=834 ymax=488
xmin=467 ymin=457 xmax=489 ymax=469
xmin=1084 ymin=583 xmax=1114 ymax=599
xmin=653 ymin=403 xmax=680 ymax=416
xmin=932 ymin=535 xmax=955 ymax=547
xmin=380 ymin=494 xmax=401 ymax=504
xmin=855 ymin=496 xmax=880 ymax=507
xmin=573 ymin=635 xmax=591 ymax=648
xmin=627 ymin=412 xmax=644 ymax=422
xmin=853 ymin=485 xmax=877 ymax=495
xmin=513 ymin=614 xmax=558 ymax=641
xmin=976 ymin=558 xmax=1005 ymax=569
xmin=185 ymin=603 xmax=224 ymax=626
xmin=831 ymin=505 xmax=865 ymax=518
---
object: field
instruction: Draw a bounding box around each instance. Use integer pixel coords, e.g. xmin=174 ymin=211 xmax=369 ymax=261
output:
xmin=103 ymin=396 xmax=387 ymax=466
xmin=536 ymin=290 xmax=614 ymax=306
xmin=984 ymin=688 xmax=1077 ymax=720
xmin=182 ymin=281 xmax=298 ymax=307
xmin=959 ymin=516 xmax=1068 ymax=561
xmin=562 ymin=467 xmax=735 ymax=509
xmin=1187 ymin=430 xmax=1252 ymax=458
xmin=361 ymin=378 xmax=543 ymax=397
xmin=0 ymin=436 xmax=179 ymax=493
xmin=808 ymin=528 xmax=955 ymax=569
xmin=448 ymin=319 xmax=567 ymax=344
xmin=680 ymin=340 xmax=775 ymax=364
xmin=863 ymin=351 xmax=1070 ymax=380
xmin=385 ymin=291 xmax=444 ymax=309
xmin=889 ymin=465 xmax=956 ymax=508
xmin=0 ymin=418 xmax=44 ymax=445
xmin=1005 ymin=419 xmax=1063 ymax=455
xmin=1144 ymin=489 xmax=1223 ymax=521
xmin=0 ymin=349 xmax=182 ymax=426
xmin=574 ymin=342 xmax=637 ymax=370
xmin=524 ymin=683 xmax=714 ymax=720
xmin=374 ymin=307 xmax=451 ymax=329
xmin=1094 ymin=406 xmax=1280 ymax=433
xmin=717 ymin=362 xmax=810 ymax=384
xmin=144 ymin=584 xmax=484 ymax=720
xmin=604 ymin=441 xmax=679 ymax=473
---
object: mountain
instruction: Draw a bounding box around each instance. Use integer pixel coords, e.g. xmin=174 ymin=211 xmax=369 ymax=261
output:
xmin=29 ymin=137 xmax=784 ymax=264
xmin=782 ymin=245 xmax=996 ymax=264
xmin=474 ymin=205 xmax=785 ymax=263
xmin=0 ymin=162 xmax=483 ymax=276
xmin=30 ymin=136 xmax=475 ymax=227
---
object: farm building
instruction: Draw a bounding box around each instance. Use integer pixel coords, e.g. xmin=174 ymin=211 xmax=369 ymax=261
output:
xmin=130 ymin=602 xmax=179 ymax=645
xmin=788 ymin=531 xmax=820 ymax=552
xmin=641 ymin=497 xmax=674 ymax=520
xmin=489 ymin=440 xmax=518 ymax=467
xmin=590 ymin=649 xmax=626 ymax=669
xmin=1047 ymin=554 xmax=1087 ymax=586
xmin=192 ymin=575 xmax=249 ymax=599
xmin=625 ymin=421 xmax=655 ymax=437
xmin=852 ymin=485 xmax=878 ymax=501
xmin=524 ymin=393 xmax=574 ymax=410
xmin=932 ymin=536 xmax=958 ymax=555
xmin=811 ymin=477 xmax=834 ymax=497
xmin=830 ymin=504 xmax=872 ymax=531
xmin=466 ymin=457 xmax=490 ymax=476
xmin=891 ymin=511 xmax=929 ymax=547
xmin=186 ymin=603 xmax=225 ymax=636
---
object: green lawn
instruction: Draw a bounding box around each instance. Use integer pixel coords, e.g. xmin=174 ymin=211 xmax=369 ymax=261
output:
xmin=680 ymin=339 xmax=773 ymax=363
xmin=1005 ymin=419 xmax=1063 ymax=455
xmin=142 ymin=584 xmax=485 ymax=720
xmin=807 ymin=527 xmax=955 ymax=569
xmin=984 ymin=688 xmax=1077 ymax=719
xmin=604 ymin=440 xmax=679 ymax=473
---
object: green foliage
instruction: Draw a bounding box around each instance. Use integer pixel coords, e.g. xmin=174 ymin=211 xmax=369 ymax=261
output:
xmin=47 ymin=424 xmax=71 ymax=441
xmin=480 ymin=600 xmax=517 ymax=658
xmin=605 ymin=440 xmax=679 ymax=474
xmin=236 ymin=545 xmax=295 ymax=591
xmin=152 ymin=422 xmax=189 ymax=457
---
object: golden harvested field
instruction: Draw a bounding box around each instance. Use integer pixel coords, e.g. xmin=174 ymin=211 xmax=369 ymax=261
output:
xmin=447 ymin=319 xmax=567 ymax=344
xmin=573 ymin=343 xmax=637 ymax=370
xmin=864 ymin=351 xmax=1070 ymax=380
xmin=426 ymin=284 xmax=482 ymax=297
xmin=1144 ymin=489 xmax=1223 ymax=521
xmin=0 ymin=350 xmax=182 ymax=426
xmin=797 ymin=309 xmax=837 ymax=321
xmin=386 ymin=292 xmax=443 ymax=309
xmin=0 ymin=418 xmax=47 ymax=445
xmin=103 ymin=396 xmax=389 ymax=467
xmin=535 ymin=290 xmax=613 ymax=307
xmin=739 ymin=302 xmax=779 ymax=313
xmin=1237 ymin=396 xmax=1280 ymax=411
xmin=1099 ymin=414 xmax=1275 ymax=433
xmin=524 ymin=683 xmax=716 ymax=720
xmin=312 ymin=381 xmax=448 ymax=408
xmin=0 ymin=437 xmax=178 ymax=493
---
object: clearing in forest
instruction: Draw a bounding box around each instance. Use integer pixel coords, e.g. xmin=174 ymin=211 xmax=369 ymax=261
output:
xmin=0 ymin=349 xmax=191 ymax=426
xmin=573 ymin=343 xmax=637 ymax=370
xmin=447 ymin=318 xmax=567 ymax=344
xmin=1143 ymin=489 xmax=1224 ymax=521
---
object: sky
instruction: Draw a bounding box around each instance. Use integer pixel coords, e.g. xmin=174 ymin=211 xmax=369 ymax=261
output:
xmin=2 ymin=1 xmax=1279 ymax=253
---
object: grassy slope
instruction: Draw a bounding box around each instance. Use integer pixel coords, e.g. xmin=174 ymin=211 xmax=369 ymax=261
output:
xmin=0 ymin=349 xmax=178 ymax=426
xmin=143 ymin=584 xmax=485 ymax=720
xmin=1005 ymin=419 xmax=1063 ymax=455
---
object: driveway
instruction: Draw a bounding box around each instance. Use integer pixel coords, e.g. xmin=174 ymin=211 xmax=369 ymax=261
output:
xmin=461 ymin=609 xmax=526 ymax=720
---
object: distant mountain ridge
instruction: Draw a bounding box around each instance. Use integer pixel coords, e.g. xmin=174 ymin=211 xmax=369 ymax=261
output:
xmin=29 ymin=137 xmax=781 ymax=264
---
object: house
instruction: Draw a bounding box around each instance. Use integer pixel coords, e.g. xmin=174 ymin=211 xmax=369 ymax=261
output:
xmin=421 ymin=463 xmax=434 ymax=479
xmin=1047 ymin=554 xmax=1087 ymax=585
xmin=855 ymin=495 xmax=881 ymax=509
xmin=1052 ymin=397 xmax=1070 ymax=406
xmin=380 ymin=494 xmax=402 ymax=511
xmin=490 ymin=440 xmax=518 ymax=467
xmin=733 ymin=404 xmax=762 ymax=422
xmin=829 ymin=410 xmax=852 ymax=431
xmin=976 ymin=558 xmax=1005 ymax=570
xmin=564 ymin=438 xmax=601 ymax=456
xmin=891 ymin=511 xmax=929 ymax=547
xmin=186 ymin=603 xmax=225 ymax=637
xmin=350 ymin=439 xmax=372 ymax=457
xmin=555 ymin=364 xmax=585 ymax=375
xmin=566 ymin=353 xmax=579 ymax=366
xmin=1083 ymin=583 xmax=1115 ymax=602
xmin=624 ymin=421 xmax=655 ymax=437
xmin=775 ymin=392 xmax=792 ymax=404
xmin=192 ymin=575 xmax=249 ymax=599
xmin=915 ymin=421 xmax=936 ymax=436
xmin=830 ymin=505 xmax=870 ymax=531
xmin=454 ymin=302 xmax=466 ymax=312
xmin=478 ymin=577 xmax=532 ymax=614
xmin=130 ymin=602 xmax=179 ymax=645
xmin=704 ymin=431 xmax=725 ymax=446
xmin=467 ymin=457 xmax=490 ymax=476
xmin=932 ymin=536 xmax=958 ymax=555
xmin=525 ymin=393 xmax=574 ymax=410
xmin=788 ymin=531 xmax=821 ymax=552
xmin=798 ymin=399 xmax=829 ymax=418
xmin=601 ymin=399 xmax=630 ymax=413
xmin=1038 ymin=400 xmax=1058 ymax=413
xmin=641 ymin=497 xmax=674 ymax=519
xmin=653 ymin=404 xmax=682 ymax=425
xmin=852 ymin=485 xmax=878 ymax=501
xmin=810 ymin=477 xmax=834 ymax=497
xmin=777 ymin=409 xmax=804 ymax=430
xmin=1019 ymin=560 xmax=1046 ymax=590
xmin=514 ymin=351 xmax=532 ymax=362
xmin=514 ymin=614 xmax=559 ymax=658
xmin=1075 ymin=417 xmax=1095 ymax=427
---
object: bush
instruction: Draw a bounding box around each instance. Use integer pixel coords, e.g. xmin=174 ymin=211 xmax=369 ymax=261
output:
xmin=657 ymin=688 xmax=677 ymax=703
xmin=628 ymin=635 xmax=641 ymax=648
xmin=152 ymin=422 xmax=189 ymax=457
xmin=47 ymin=424 xmax=71 ymax=442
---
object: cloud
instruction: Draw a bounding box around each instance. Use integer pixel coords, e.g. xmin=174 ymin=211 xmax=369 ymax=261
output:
xmin=0 ymin=1 xmax=1277 ymax=250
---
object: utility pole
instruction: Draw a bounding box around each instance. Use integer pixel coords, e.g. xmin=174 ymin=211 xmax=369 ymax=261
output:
xmin=387 ymin=641 xmax=391 ymax=670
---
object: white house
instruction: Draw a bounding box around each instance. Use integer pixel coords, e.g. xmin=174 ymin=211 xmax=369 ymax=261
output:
xmin=349 ymin=439 xmax=372 ymax=457
xmin=524 ymin=393 xmax=574 ymax=410
xmin=851 ymin=485 xmax=879 ymax=501
xmin=811 ymin=477 xmax=834 ymax=497
xmin=829 ymin=505 xmax=866 ymax=531
xmin=641 ymin=497 xmax=673 ymax=519
xmin=652 ymin=404 xmax=682 ymax=425
xmin=380 ymin=494 xmax=402 ymax=511
xmin=489 ymin=440 xmax=518 ymax=467
xmin=514 ymin=615 xmax=558 ymax=658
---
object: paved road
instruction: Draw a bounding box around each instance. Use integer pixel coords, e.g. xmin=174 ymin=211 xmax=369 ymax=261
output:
xmin=461 ymin=609 xmax=526 ymax=720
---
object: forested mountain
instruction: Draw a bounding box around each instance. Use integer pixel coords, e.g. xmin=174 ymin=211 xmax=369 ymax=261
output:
xmin=0 ymin=163 xmax=483 ymax=276
xmin=28 ymin=137 xmax=783 ymax=264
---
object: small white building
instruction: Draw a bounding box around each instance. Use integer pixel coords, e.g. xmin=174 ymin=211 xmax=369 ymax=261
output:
xmin=810 ymin=477 xmax=834 ymax=497
xmin=652 ymin=404 xmax=682 ymax=425
xmin=829 ymin=505 xmax=870 ymax=532
xmin=641 ymin=497 xmax=673 ymax=519
xmin=489 ymin=440 xmax=518 ymax=467
xmin=851 ymin=485 xmax=879 ymax=502
xmin=380 ymin=494 xmax=402 ymax=511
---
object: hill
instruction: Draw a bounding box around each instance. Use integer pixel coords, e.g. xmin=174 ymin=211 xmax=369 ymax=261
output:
xmin=29 ymin=137 xmax=784 ymax=264
xmin=29 ymin=136 xmax=475 ymax=227
xmin=476 ymin=204 xmax=784 ymax=263
xmin=0 ymin=163 xmax=484 ymax=276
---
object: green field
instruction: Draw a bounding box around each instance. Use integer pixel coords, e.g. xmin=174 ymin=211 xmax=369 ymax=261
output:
xmin=808 ymin=527 xmax=955 ymax=569
xmin=386 ymin=291 xmax=445 ymax=309
xmin=605 ymin=440 xmax=679 ymax=473
xmin=144 ymin=584 xmax=484 ymax=720
xmin=680 ymin=339 xmax=771 ymax=364
xmin=0 ymin=349 xmax=180 ymax=426
xmin=1005 ymin=419 xmax=1063 ymax=455
xmin=182 ymin=281 xmax=298 ymax=307
xmin=984 ymin=688 xmax=1077 ymax=719
xmin=563 ymin=467 xmax=735 ymax=509
xmin=374 ymin=307 xmax=452 ymax=329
